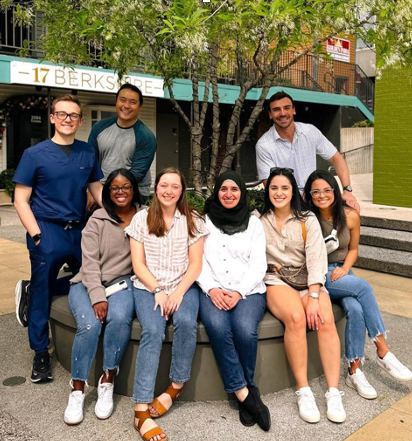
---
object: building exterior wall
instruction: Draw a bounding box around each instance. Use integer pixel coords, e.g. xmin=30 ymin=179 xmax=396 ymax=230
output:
xmin=340 ymin=127 xmax=374 ymax=153
xmin=0 ymin=84 xmax=157 ymax=185
xmin=374 ymin=67 xmax=412 ymax=208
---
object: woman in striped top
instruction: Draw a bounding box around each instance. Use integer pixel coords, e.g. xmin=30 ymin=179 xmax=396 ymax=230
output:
xmin=125 ymin=167 xmax=208 ymax=441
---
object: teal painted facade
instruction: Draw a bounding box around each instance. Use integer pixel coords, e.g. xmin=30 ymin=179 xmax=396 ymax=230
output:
xmin=0 ymin=54 xmax=373 ymax=120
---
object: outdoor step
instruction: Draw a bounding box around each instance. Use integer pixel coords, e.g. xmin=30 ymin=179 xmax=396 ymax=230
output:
xmin=361 ymin=215 xmax=412 ymax=233
xmin=355 ymin=244 xmax=412 ymax=278
xmin=360 ymin=226 xmax=412 ymax=252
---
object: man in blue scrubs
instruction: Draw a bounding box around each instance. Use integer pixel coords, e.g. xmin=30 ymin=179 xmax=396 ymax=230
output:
xmin=13 ymin=94 xmax=103 ymax=382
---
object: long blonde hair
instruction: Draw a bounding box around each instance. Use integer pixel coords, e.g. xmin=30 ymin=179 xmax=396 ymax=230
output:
xmin=147 ymin=167 xmax=201 ymax=238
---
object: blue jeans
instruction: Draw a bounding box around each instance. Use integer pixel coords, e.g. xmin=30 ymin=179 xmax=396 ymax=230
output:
xmin=199 ymin=292 xmax=266 ymax=393
xmin=69 ymin=279 xmax=134 ymax=381
xmin=132 ymin=284 xmax=200 ymax=403
xmin=325 ymin=263 xmax=386 ymax=362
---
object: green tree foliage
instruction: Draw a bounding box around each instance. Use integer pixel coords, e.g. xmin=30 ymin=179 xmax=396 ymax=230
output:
xmin=2 ymin=0 xmax=412 ymax=194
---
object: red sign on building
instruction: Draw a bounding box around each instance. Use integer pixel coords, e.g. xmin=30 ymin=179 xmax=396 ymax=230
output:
xmin=327 ymin=38 xmax=350 ymax=63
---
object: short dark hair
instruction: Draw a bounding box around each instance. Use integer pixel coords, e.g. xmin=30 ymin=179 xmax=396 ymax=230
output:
xmin=102 ymin=168 xmax=141 ymax=223
xmin=116 ymin=83 xmax=143 ymax=106
xmin=303 ymin=169 xmax=349 ymax=235
xmin=269 ymin=91 xmax=295 ymax=108
xmin=51 ymin=94 xmax=82 ymax=115
xmin=261 ymin=168 xmax=309 ymax=220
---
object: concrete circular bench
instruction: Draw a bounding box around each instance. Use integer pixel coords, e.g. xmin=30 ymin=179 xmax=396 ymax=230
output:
xmin=50 ymin=295 xmax=345 ymax=401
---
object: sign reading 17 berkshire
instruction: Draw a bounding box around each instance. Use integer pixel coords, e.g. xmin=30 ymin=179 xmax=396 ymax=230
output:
xmin=10 ymin=61 xmax=165 ymax=97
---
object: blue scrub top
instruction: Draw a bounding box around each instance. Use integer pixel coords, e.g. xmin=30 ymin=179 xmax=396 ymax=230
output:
xmin=13 ymin=139 xmax=103 ymax=222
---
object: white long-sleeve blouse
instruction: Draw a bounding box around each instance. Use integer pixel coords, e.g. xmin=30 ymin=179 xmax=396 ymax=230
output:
xmin=197 ymin=215 xmax=267 ymax=298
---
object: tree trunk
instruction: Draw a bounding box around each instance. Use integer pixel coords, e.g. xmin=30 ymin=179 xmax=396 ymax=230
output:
xmin=191 ymin=125 xmax=203 ymax=196
xmin=206 ymin=43 xmax=220 ymax=196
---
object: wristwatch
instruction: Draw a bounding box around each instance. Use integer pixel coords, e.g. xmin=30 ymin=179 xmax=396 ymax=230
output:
xmin=309 ymin=292 xmax=320 ymax=299
xmin=32 ymin=233 xmax=41 ymax=242
xmin=152 ymin=286 xmax=165 ymax=295
xmin=343 ymin=185 xmax=353 ymax=192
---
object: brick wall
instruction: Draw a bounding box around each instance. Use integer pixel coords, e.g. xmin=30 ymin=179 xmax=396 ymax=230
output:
xmin=374 ymin=66 xmax=412 ymax=208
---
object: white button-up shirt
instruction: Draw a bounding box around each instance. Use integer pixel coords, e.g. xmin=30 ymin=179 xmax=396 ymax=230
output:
xmin=197 ymin=215 xmax=267 ymax=298
xmin=256 ymin=122 xmax=337 ymax=190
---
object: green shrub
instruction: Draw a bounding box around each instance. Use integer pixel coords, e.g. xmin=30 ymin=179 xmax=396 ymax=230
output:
xmin=352 ymin=120 xmax=374 ymax=128
xmin=187 ymin=191 xmax=207 ymax=213
xmin=0 ymin=169 xmax=15 ymax=197
xmin=248 ymin=189 xmax=265 ymax=212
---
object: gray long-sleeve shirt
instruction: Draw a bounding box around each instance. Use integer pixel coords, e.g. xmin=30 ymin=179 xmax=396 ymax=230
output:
xmin=71 ymin=204 xmax=143 ymax=305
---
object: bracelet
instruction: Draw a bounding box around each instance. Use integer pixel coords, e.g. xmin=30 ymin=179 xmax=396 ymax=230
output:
xmin=152 ymin=286 xmax=166 ymax=295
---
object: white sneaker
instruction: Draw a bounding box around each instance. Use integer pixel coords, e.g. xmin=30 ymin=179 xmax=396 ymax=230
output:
xmin=64 ymin=390 xmax=85 ymax=425
xmin=325 ymin=387 xmax=346 ymax=423
xmin=377 ymin=352 xmax=412 ymax=382
xmin=95 ymin=375 xmax=114 ymax=419
xmin=295 ymin=387 xmax=320 ymax=423
xmin=346 ymin=368 xmax=378 ymax=399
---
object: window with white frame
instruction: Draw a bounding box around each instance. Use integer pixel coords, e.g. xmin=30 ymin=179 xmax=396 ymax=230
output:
xmin=89 ymin=106 xmax=117 ymax=126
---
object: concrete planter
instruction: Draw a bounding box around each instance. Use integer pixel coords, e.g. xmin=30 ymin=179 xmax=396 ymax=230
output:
xmin=0 ymin=189 xmax=12 ymax=205
xmin=50 ymin=295 xmax=345 ymax=401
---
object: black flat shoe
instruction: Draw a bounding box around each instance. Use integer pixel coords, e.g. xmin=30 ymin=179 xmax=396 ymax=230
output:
xmin=242 ymin=387 xmax=271 ymax=431
xmin=238 ymin=400 xmax=256 ymax=427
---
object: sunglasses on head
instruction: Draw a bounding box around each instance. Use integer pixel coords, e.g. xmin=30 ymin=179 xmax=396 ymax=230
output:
xmin=269 ymin=167 xmax=294 ymax=175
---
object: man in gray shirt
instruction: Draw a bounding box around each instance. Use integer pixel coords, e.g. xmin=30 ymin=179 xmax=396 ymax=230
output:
xmin=256 ymin=91 xmax=359 ymax=212
xmin=88 ymin=83 xmax=157 ymax=204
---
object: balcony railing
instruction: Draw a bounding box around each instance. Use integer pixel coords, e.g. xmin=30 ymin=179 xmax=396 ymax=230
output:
xmin=1 ymin=3 xmax=374 ymax=112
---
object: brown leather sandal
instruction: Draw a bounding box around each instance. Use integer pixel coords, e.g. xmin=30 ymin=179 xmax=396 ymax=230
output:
xmin=149 ymin=384 xmax=183 ymax=418
xmin=134 ymin=409 xmax=168 ymax=441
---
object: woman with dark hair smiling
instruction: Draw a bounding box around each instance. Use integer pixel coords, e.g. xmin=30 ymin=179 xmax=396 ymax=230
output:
xmin=304 ymin=170 xmax=412 ymax=400
xmin=197 ymin=171 xmax=270 ymax=431
xmin=64 ymin=168 xmax=142 ymax=425
xmin=126 ymin=167 xmax=208 ymax=441
xmin=260 ymin=168 xmax=345 ymax=424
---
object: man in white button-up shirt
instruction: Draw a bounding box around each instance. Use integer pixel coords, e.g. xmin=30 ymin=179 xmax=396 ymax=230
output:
xmin=256 ymin=91 xmax=359 ymax=213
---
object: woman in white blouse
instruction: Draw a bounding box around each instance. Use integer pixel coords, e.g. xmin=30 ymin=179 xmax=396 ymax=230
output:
xmin=125 ymin=167 xmax=208 ymax=441
xmin=260 ymin=167 xmax=345 ymax=425
xmin=197 ymin=171 xmax=270 ymax=432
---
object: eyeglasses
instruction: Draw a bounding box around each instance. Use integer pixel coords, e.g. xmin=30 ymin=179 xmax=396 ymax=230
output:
xmin=53 ymin=111 xmax=82 ymax=121
xmin=310 ymin=188 xmax=334 ymax=197
xmin=269 ymin=167 xmax=294 ymax=175
xmin=109 ymin=185 xmax=133 ymax=193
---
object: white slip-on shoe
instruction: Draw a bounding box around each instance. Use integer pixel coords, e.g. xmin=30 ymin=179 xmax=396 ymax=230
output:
xmin=346 ymin=368 xmax=378 ymax=399
xmin=325 ymin=387 xmax=346 ymax=423
xmin=95 ymin=375 xmax=114 ymax=419
xmin=376 ymin=352 xmax=412 ymax=382
xmin=295 ymin=387 xmax=320 ymax=423
xmin=64 ymin=390 xmax=85 ymax=425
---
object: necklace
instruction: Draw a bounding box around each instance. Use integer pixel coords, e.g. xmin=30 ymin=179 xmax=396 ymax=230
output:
xmin=321 ymin=211 xmax=333 ymax=221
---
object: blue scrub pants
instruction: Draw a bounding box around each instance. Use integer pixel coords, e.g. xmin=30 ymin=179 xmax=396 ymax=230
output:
xmin=27 ymin=220 xmax=83 ymax=354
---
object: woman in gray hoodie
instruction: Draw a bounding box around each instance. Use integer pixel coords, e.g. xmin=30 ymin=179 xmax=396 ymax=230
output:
xmin=64 ymin=168 xmax=143 ymax=426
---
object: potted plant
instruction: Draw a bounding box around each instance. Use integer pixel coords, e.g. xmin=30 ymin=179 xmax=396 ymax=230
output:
xmin=0 ymin=169 xmax=15 ymax=204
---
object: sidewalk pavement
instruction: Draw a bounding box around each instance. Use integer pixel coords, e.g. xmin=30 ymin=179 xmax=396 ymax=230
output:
xmin=1 ymin=175 xmax=412 ymax=440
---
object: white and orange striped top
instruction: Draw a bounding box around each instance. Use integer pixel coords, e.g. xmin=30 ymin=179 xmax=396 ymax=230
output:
xmin=125 ymin=207 xmax=208 ymax=295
